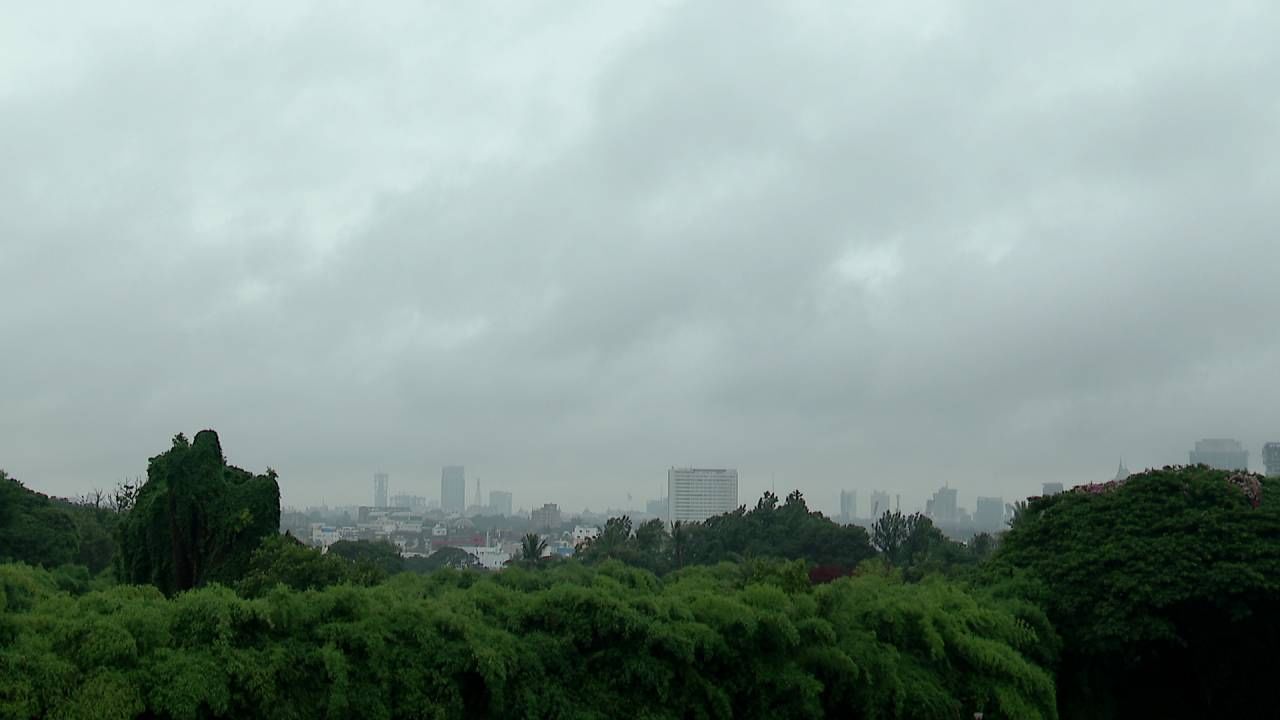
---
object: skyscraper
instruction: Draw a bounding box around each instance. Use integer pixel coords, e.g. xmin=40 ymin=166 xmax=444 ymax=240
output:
xmin=489 ymin=490 xmax=513 ymax=517
xmin=869 ymin=491 xmax=891 ymax=519
xmin=839 ymin=490 xmax=857 ymax=523
xmin=667 ymin=468 xmax=738 ymax=524
xmin=1189 ymin=439 xmax=1248 ymax=471
xmin=441 ymin=466 xmax=466 ymax=514
xmin=1263 ymin=443 xmax=1280 ymax=478
xmin=373 ymin=473 xmax=389 ymax=508
xmin=1042 ymin=482 xmax=1064 ymax=496
xmin=975 ymin=496 xmax=1004 ymax=530
xmin=927 ymin=486 xmax=958 ymax=524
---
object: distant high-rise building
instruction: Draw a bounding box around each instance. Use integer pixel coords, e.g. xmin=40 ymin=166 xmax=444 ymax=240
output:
xmin=531 ymin=503 xmax=561 ymax=530
xmin=489 ymin=490 xmax=513 ymax=517
xmin=668 ymin=468 xmax=738 ymax=524
xmin=1189 ymin=439 xmax=1248 ymax=471
xmin=390 ymin=494 xmax=427 ymax=511
xmin=1041 ymin=482 xmax=1064 ymax=496
xmin=646 ymin=497 xmax=668 ymax=517
xmin=927 ymin=487 xmax=958 ymax=524
xmin=975 ymin=496 xmax=1004 ymax=530
xmin=869 ymin=491 xmax=891 ymax=519
xmin=839 ymin=490 xmax=857 ymax=523
xmin=441 ymin=466 xmax=466 ymax=514
xmin=1264 ymin=443 xmax=1280 ymax=478
xmin=373 ymin=473 xmax=389 ymax=508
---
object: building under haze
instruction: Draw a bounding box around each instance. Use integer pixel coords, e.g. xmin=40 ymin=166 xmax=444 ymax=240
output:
xmin=869 ymin=491 xmax=891 ymax=519
xmin=441 ymin=466 xmax=466 ymax=514
xmin=668 ymin=468 xmax=738 ymax=525
xmin=488 ymin=490 xmax=513 ymax=517
xmin=646 ymin=497 xmax=668 ymax=517
xmin=531 ymin=503 xmax=561 ymax=530
xmin=1114 ymin=461 xmax=1130 ymax=481
xmin=926 ymin=487 xmax=958 ymax=524
xmin=390 ymin=494 xmax=427 ymax=512
xmin=975 ymin=496 xmax=1004 ymax=530
xmin=1189 ymin=438 xmax=1248 ymax=471
xmin=839 ymin=490 xmax=857 ymax=523
xmin=1041 ymin=482 xmax=1064 ymax=496
xmin=373 ymin=473 xmax=389 ymax=508
xmin=1264 ymin=443 xmax=1280 ymax=477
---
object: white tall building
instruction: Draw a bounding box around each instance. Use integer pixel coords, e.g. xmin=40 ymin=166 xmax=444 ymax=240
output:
xmin=373 ymin=473 xmax=389 ymax=508
xmin=667 ymin=467 xmax=738 ymax=524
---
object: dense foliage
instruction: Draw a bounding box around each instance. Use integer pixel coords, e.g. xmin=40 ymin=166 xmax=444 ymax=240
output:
xmin=9 ymin=431 xmax=1280 ymax=718
xmin=114 ymin=431 xmax=280 ymax=595
xmin=577 ymin=492 xmax=878 ymax=576
xmin=870 ymin=511 xmax=988 ymax=580
xmin=0 ymin=559 xmax=1056 ymax=720
xmin=235 ymin=535 xmax=387 ymax=598
xmin=0 ymin=470 xmax=118 ymax=574
xmin=992 ymin=466 xmax=1280 ymax=719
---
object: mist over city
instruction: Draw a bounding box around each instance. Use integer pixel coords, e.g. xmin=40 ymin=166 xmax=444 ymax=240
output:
xmin=5 ymin=2 xmax=1280 ymax=516
xmin=3 ymin=3 xmax=1279 ymax=719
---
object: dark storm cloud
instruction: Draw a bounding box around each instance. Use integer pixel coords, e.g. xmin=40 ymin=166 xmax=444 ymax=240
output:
xmin=3 ymin=1 xmax=1279 ymax=513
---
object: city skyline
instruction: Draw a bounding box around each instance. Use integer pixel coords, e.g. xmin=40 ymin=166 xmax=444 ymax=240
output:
xmin=264 ymin=434 xmax=1279 ymax=517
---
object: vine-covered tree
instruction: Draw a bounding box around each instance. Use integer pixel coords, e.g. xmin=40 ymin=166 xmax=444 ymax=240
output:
xmin=114 ymin=430 xmax=280 ymax=595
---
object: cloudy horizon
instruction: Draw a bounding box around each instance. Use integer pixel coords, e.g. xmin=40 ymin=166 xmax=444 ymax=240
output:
xmin=4 ymin=1 xmax=1280 ymax=515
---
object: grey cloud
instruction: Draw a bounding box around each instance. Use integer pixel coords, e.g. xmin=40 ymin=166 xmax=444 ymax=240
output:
xmin=3 ymin=1 xmax=1280 ymax=514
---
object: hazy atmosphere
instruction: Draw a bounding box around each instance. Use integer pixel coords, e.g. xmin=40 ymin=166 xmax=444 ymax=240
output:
xmin=4 ymin=1 xmax=1280 ymax=512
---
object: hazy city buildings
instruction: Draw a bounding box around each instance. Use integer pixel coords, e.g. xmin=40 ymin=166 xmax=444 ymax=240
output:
xmin=1264 ymin=443 xmax=1280 ymax=478
xmin=668 ymin=467 xmax=738 ymax=524
xmin=390 ymin=494 xmax=427 ymax=512
xmin=840 ymin=490 xmax=857 ymax=523
xmin=926 ymin=487 xmax=959 ymax=524
xmin=489 ymin=490 xmax=513 ymax=517
xmin=531 ymin=503 xmax=561 ymax=530
xmin=1189 ymin=438 xmax=1248 ymax=471
xmin=1042 ymin=482 xmax=1064 ymax=496
xmin=441 ymin=466 xmax=466 ymax=514
xmin=975 ymin=496 xmax=1004 ymax=530
xmin=645 ymin=497 xmax=668 ymax=517
xmin=373 ymin=472 xmax=389 ymax=508
xmin=1114 ymin=461 xmax=1130 ymax=481
xmin=869 ymin=491 xmax=891 ymax=519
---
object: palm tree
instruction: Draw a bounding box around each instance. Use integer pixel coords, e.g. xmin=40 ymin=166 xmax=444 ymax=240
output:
xmin=520 ymin=533 xmax=548 ymax=565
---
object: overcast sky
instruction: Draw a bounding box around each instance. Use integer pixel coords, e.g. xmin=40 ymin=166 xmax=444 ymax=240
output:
xmin=4 ymin=1 xmax=1280 ymax=515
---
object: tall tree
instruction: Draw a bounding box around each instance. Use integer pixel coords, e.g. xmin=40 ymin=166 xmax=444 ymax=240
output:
xmin=115 ymin=430 xmax=280 ymax=595
xmin=870 ymin=510 xmax=908 ymax=563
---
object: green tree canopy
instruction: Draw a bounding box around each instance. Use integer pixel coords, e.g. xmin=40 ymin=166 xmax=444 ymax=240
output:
xmin=0 ymin=559 xmax=1057 ymax=719
xmin=114 ymin=431 xmax=280 ymax=595
xmin=236 ymin=534 xmax=385 ymax=597
xmin=325 ymin=539 xmax=403 ymax=576
xmin=0 ymin=470 xmax=119 ymax=574
xmin=991 ymin=466 xmax=1280 ymax=719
